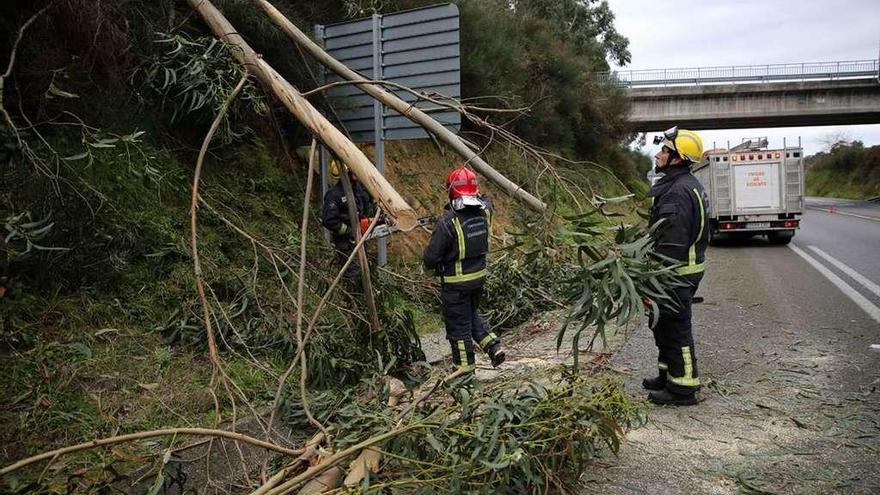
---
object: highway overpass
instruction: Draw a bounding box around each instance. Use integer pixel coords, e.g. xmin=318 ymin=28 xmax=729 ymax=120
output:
xmin=600 ymin=60 xmax=880 ymax=132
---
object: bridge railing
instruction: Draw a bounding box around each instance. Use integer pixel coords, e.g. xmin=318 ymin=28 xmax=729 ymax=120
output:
xmin=598 ymin=59 xmax=880 ymax=87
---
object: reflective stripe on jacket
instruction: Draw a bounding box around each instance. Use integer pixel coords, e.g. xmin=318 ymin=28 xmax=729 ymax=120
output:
xmin=648 ymin=166 xmax=709 ymax=276
xmin=321 ymin=181 xmax=373 ymax=240
xmin=422 ymin=205 xmax=491 ymax=284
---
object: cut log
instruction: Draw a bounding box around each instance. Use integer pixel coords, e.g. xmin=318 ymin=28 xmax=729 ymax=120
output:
xmin=342 ymin=377 xmax=407 ymax=486
xmin=252 ymin=0 xmax=547 ymax=214
xmin=297 ymin=466 xmax=344 ymax=494
xmin=342 ymin=448 xmax=381 ymax=486
xmin=186 ymin=0 xmax=417 ymax=230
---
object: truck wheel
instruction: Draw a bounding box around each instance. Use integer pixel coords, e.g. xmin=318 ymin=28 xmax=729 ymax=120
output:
xmin=767 ymin=231 xmax=793 ymax=245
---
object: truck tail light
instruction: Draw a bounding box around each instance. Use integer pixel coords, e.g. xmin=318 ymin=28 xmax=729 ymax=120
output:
xmin=732 ymin=155 xmax=738 ymax=161
xmin=784 ymin=220 xmax=798 ymax=228
xmin=720 ymin=222 xmax=735 ymax=230
xmin=774 ymin=152 xmax=781 ymax=159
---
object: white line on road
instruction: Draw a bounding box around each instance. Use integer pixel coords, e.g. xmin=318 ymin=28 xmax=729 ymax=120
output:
xmin=805 ymin=206 xmax=880 ymax=222
xmin=808 ymin=246 xmax=880 ymax=299
xmin=788 ymin=244 xmax=880 ymax=324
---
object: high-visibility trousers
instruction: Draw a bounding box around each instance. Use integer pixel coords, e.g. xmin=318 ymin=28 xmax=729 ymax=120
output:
xmin=651 ymin=274 xmax=702 ymax=394
xmin=441 ymin=280 xmax=499 ymax=371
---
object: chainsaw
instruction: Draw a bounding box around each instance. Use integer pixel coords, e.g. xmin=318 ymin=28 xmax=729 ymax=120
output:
xmin=364 ymin=215 xmax=435 ymax=240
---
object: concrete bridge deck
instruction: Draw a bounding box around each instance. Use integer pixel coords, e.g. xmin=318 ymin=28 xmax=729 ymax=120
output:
xmin=627 ymin=77 xmax=880 ymax=131
xmin=600 ymin=59 xmax=880 ymax=132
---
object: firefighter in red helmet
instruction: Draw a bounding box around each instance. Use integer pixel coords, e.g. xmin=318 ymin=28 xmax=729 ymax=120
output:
xmin=423 ymin=166 xmax=505 ymax=372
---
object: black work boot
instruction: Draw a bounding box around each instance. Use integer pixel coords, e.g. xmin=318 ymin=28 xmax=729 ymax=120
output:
xmin=486 ymin=343 xmax=506 ymax=368
xmin=642 ymin=375 xmax=666 ymax=391
xmin=647 ymin=389 xmax=698 ymax=406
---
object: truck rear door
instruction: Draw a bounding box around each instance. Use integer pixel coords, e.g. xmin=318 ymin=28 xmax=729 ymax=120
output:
xmin=733 ymin=162 xmax=782 ymax=213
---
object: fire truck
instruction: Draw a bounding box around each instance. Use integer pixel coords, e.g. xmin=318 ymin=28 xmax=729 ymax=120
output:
xmin=692 ymin=138 xmax=804 ymax=245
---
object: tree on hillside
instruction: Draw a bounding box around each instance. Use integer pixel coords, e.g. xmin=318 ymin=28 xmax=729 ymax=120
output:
xmin=805 ymin=141 xmax=880 ymax=199
xmin=511 ymin=0 xmax=631 ymax=65
xmin=453 ymin=0 xmax=632 ymax=160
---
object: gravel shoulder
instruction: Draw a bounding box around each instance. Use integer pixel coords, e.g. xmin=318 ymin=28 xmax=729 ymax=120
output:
xmin=579 ymin=242 xmax=880 ymax=494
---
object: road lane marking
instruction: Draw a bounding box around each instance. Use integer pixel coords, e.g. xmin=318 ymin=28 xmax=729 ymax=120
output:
xmin=788 ymin=244 xmax=880 ymax=324
xmin=805 ymin=206 xmax=880 ymax=222
xmin=808 ymin=246 xmax=880 ymax=299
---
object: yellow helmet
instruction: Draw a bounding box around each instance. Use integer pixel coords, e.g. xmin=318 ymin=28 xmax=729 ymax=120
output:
xmin=654 ymin=126 xmax=703 ymax=163
xmin=329 ymin=159 xmax=341 ymax=180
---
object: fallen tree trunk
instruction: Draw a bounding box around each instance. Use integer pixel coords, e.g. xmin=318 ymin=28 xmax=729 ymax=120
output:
xmin=252 ymin=0 xmax=548 ymax=214
xmin=186 ymin=0 xmax=418 ymax=231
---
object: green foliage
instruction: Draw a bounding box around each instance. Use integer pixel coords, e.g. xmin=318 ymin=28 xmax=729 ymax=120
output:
xmin=284 ymin=372 xmax=642 ymax=493
xmin=805 ymin=141 xmax=880 ymax=199
xmin=512 ymin=0 xmax=632 ymax=66
xmin=311 ymin=0 xmax=635 ymax=161
xmin=1 ymin=1 xmax=651 ymax=489
xmin=598 ymin=144 xmax=653 ymax=196
xmin=559 ymin=206 xmax=686 ymax=370
xmin=305 ymin=299 xmax=426 ymax=388
xmin=3 ymin=211 xmax=68 ymax=259
xmin=482 ymin=254 xmax=563 ymax=331
xmin=0 ymin=320 xmax=225 ymax=475
xmin=456 ymin=0 xmax=632 ymax=158
xmin=1 ymin=125 xmax=186 ymax=293
xmin=481 ymin=210 xmax=571 ymax=333
xmin=134 ymin=32 xmax=267 ymax=142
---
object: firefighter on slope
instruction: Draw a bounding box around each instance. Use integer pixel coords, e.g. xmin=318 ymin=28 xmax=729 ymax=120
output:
xmin=423 ymin=166 xmax=505 ymax=373
xmin=321 ymin=160 xmax=374 ymax=281
xmin=645 ymin=126 xmax=709 ymax=406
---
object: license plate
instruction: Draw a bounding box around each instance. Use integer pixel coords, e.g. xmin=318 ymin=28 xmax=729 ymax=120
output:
xmin=747 ymin=222 xmax=770 ymax=229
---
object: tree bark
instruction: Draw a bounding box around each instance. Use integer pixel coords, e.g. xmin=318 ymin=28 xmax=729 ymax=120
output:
xmin=252 ymin=0 xmax=547 ymax=214
xmin=338 ymin=170 xmax=381 ymax=334
xmin=185 ymin=0 xmax=417 ymax=230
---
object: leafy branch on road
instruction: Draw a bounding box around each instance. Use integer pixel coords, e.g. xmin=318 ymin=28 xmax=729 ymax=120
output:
xmin=556 ymin=198 xmax=686 ymax=370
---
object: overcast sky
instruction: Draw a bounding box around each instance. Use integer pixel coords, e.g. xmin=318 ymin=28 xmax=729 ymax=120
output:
xmin=604 ymin=0 xmax=880 ymax=155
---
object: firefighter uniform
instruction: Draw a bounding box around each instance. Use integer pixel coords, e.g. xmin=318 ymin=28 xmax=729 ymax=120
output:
xmin=321 ymin=180 xmax=373 ymax=280
xmin=423 ymin=203 xmax=501 ymax=371
xmin=648 ymin=164 xmax=709 ymax=396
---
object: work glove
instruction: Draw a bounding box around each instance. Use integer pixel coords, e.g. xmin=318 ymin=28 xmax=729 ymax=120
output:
xmin=359 ymin=216 xmax=370 ymax=235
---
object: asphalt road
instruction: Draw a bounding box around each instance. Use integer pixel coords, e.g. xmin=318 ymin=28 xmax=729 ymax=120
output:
xmin=798 ymin=197 xmax=880 ymax=288
xmin=582 ymin=197 xmax=880 ymax=494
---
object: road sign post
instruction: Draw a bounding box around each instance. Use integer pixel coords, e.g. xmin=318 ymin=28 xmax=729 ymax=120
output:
xmin=371 ymin=13 xmax=387 ymax=266
xmin=316 ymin=4 xmax=461 ymax=266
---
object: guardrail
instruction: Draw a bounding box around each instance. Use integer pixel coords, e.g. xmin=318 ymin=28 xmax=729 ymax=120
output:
xmin=598 ymin=59 xmax=880 ymax=87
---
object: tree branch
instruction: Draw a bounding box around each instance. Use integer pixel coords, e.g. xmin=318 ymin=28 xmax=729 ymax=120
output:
xmin=0 ymin=427 xmax=303 ymax=477
xmin=0 ymin=2 xmax=54 ymax=146
xmin=257 ymin=424 xmax=428 ymax=495
xmin=190 ymin=73 xmax=249 ymax=374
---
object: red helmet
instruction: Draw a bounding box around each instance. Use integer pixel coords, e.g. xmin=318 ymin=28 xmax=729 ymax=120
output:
xmin=446 ymin=167 xmax=479 ymax=199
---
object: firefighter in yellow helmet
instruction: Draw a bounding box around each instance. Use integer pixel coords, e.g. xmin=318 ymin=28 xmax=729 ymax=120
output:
xmin=645 ymin=126 xmax=709 ymax=406
xmin=321 ymin=159 xmax=374 ymax=280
